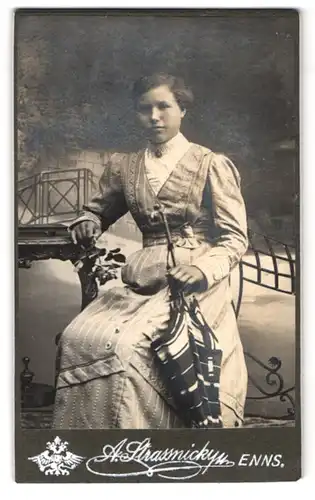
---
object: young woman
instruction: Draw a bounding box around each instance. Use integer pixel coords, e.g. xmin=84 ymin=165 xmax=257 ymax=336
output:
xmin=52 ymin=73 xmax=248 ymax=429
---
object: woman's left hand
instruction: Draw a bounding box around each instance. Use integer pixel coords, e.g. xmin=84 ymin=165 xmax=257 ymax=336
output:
xmin=167 ymin=265 xmax=206 ymax=294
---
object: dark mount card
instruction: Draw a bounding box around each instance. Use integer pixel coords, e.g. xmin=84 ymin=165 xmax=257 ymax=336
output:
xmin=15 ymin=8 xmax=300 ymax=483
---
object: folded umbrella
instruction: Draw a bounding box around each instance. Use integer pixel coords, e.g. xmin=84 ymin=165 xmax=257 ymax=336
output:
xmin=150 ymin=204 xmax=223 ymax=428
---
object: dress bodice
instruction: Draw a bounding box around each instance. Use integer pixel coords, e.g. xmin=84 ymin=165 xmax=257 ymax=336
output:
xmin=121 ymin=144 xmax=214 ymax=246
xmin=77 ymin=142 xmax=248 ymax=296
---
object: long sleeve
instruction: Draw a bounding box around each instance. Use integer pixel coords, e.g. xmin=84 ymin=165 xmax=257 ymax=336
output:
xmin=69 ymin=154 xmax=129 ymax=233
xmin=193 ymin=153 xmax=248 ymax=287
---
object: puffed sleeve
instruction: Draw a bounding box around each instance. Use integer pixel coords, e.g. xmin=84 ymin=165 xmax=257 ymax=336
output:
xmin=193 ymin=153 xmax=248 ymax=287
xmin=68 ymin=154 xmax=129 ymax=233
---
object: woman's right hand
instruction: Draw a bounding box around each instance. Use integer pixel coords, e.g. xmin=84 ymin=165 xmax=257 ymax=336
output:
xmin=70 ymin=220 xmax=102 ymax=248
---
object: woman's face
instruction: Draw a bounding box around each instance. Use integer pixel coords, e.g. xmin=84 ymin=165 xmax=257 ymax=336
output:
xmin=135 ymin=84 xmax=186 ymax=144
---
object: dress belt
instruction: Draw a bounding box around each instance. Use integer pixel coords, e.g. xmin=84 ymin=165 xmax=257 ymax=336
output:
xmin=142 ymin=226 xmax=213 ymax=248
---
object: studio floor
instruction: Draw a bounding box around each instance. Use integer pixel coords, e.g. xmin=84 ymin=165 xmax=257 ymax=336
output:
xmin=20 ymin=408 xmax=295 ymax=430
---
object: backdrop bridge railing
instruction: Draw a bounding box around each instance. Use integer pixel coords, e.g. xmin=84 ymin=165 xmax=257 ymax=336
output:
xmin=18 ymin=168 xmax=94 ymax=225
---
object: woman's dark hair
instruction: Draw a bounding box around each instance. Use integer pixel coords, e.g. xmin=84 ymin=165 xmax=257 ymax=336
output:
xmin=132 ymin=73 xmax=194 ymax=110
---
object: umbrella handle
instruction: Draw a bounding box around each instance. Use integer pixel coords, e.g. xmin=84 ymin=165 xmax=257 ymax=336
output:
xmin=152 ymin=203 xmax=177 ymax=268
xmin=151 ymin=203 xmax=184 ymax=303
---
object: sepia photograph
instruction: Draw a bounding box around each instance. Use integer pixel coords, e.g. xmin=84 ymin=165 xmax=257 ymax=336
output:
xmin=15 ymin=8 xmax=300 ymax=482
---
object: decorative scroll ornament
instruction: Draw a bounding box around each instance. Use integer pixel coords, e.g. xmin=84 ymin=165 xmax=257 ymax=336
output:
xmin=245 ymin=352 xmax=295 ymax=419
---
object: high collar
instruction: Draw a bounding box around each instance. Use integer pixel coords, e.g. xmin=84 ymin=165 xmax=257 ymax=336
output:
xmin=146 ymin=132 xmax=190 ymax=158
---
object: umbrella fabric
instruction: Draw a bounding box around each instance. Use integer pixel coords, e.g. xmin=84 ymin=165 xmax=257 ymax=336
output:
xmin=151 ymin=291 xmax=223 ymax=428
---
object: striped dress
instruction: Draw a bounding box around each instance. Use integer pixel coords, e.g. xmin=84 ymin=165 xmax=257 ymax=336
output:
xmin=52 ymin=140 xmax=248 ymax=429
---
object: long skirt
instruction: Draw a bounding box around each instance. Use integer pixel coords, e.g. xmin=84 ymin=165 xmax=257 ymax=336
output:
xmin=52 ymin=273 xmax=248 ymax=429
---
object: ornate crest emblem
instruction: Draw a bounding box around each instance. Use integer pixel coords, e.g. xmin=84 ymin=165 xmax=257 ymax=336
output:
xmin=28 ymin=436 xmax=85 ymax=476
